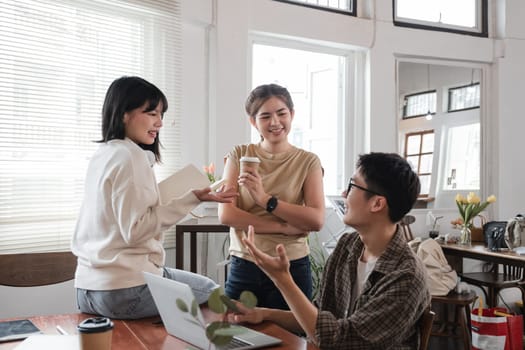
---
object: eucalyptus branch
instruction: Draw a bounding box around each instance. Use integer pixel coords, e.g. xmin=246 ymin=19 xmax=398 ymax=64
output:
xmin=176 ymin=287 xmax=257 ymax=347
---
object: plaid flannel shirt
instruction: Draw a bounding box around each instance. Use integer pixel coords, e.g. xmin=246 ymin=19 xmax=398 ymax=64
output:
xmin=314 ymin=227 xmax=430 ymax=349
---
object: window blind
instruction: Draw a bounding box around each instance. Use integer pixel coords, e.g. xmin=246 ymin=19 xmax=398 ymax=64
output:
xmin=0 ymin=0 xmax=182 ymax=253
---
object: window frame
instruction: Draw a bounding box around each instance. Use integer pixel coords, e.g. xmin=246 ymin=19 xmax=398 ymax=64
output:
xmin=404 ymin=129 xmax=435 ymax=198
xmin=273 ymin=0 xmax=357 ymax=16
xmin=447 ymin=82 xmax=481 ymax=113
xmin=402 ymin=90 xmax=437 ymax=119
xmin=392 ymin=0 xmax=488 ymax=37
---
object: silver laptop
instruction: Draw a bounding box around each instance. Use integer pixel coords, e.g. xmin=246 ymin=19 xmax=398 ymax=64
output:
xmin=143 ymin=272 xmax=282 ymax=350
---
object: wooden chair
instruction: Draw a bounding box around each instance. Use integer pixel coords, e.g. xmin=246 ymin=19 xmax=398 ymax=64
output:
xmin=419 ymin=307 xmax=435 ymax=350
xmin=400 ymin=214 xmax=416 ymax=241
xmin=459 ymin=263 xmax=525 ymax=308
xmin=0 ymin=251 xmax=76 ymax=287
xmin=430 ymin=290 xmax=478 ymax=350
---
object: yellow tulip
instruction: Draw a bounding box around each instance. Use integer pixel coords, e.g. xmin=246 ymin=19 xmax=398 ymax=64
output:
xmin=455 ymin=194 xmax=465 ymax=203
xmin=467 ymin=192 xmax=480 ymax=204
xmin=487 ymin=195 xmax=497 ymax=203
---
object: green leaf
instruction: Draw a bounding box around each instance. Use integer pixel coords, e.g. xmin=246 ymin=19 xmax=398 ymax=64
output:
xmin=477 ymin=202 xmax=490 ymax=214
xmin=464 ymin=204 xmax=472 ymax=224
xmin=206 ymin=321 xmax=224 ymax=337
xmin=206 ymin=321 xmax=233 ymax=346
xmin=211 ymin=335 xmax=233 ymax=346
xmin=191 ymin=299 xmax=198 ymax=317
xmin=456 ymin=201 xmax=465 ymax=219
xmin=239 ymin=291 xmax=257 ymax=309
xmin=176 ymin=298 xmax=189 ymax=313
xmin=208 ymin=288 xmax=227 ymax=314
xmin=220 ymin=294 xmax=240 ymax=313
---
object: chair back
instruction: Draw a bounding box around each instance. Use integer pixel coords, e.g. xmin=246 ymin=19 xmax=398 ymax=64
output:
xmin=502 ymin=264 xmax=525 ymax=279
xmin=419 ymin=307 xmax=435 ymax=350
xmin=400 ymin=215 xmax=416 ymax=241
xmin=0 ymin=251 xmax=76 ymax=287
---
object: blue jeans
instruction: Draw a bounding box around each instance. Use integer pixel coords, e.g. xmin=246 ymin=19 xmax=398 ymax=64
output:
xmin=225 ymin=255 xmax=312 ymax=310
xmin=76 ymin=267 xmax=218 ymax=319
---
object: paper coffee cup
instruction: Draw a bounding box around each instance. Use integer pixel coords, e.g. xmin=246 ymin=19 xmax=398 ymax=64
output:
xmin=240 ymin=156 xmax=260 ymax=173
xmin=77 ymin=317 xmax=113 ymax=350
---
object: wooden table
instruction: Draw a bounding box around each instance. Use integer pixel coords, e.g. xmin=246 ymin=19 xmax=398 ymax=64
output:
xmin=175 ymin=217 xmax=229 ymax=273
xmin=440 ymin=242 xmax=525 ymax=273
xmin=0 ymin=310 xmax=318 ymax=349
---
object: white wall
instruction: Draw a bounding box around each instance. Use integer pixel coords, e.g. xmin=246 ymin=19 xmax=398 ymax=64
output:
xmin=3 ymin=0 xmax=525 ymax=317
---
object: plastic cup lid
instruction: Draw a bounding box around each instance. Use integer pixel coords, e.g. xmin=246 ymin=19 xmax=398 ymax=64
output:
xmin=240 ymin=156 xmax=260 ymax=163
xmin=77 ymin=317 xmax=114 ymax=333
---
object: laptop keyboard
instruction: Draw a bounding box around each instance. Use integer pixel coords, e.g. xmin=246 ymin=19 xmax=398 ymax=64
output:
xmin=217 ymin=337 xmax=253 ymax=349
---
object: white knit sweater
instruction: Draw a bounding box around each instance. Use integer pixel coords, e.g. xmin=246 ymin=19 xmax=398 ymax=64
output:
xmin=72 ymin=138 xmax=199 ymax=290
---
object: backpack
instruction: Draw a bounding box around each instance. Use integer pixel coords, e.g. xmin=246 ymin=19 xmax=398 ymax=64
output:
xmin=416 ymin=239 xmax=457 ymax=296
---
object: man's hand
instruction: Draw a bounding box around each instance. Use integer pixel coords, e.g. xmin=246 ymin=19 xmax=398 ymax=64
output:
xmin=193 ymin=186 xmax=238 ymax=203
xmin=242 ymin=225 xmax=291 ymax=283
xmin=227 ymin=300 xmax=265 ymax=325
xmin=241 ymin=225 xmax=319 ymax=339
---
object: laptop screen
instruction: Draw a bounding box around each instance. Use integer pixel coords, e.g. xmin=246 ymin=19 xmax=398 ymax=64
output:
xmin=143 ymin=272 xmax=281 ymax=350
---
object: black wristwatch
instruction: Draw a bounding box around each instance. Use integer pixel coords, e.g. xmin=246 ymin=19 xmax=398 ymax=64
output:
xmin=266 ymin=196 xmax=278 ymax=213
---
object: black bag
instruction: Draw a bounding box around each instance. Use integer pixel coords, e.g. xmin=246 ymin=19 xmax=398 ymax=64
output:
xmin=484 ymin=221 xmax=508 ymax=251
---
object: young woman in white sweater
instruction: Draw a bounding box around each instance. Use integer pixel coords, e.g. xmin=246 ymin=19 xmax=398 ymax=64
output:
xmin=72 ymin=76 xmax=237 ymax=319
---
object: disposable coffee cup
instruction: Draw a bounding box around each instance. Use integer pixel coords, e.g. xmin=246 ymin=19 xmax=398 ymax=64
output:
xmin=77 ymin=317 xmax=113 ymax=350
xmin=240 ymin=156 xmax=260 ymax=173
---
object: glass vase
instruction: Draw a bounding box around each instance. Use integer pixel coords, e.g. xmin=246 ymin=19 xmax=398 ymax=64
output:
xmin=459 ymin=225 xmax=471 ymax=245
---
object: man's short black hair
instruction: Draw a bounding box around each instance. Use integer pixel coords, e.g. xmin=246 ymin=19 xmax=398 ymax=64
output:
xmin=356 ymin=152 xmax=420 ymax=223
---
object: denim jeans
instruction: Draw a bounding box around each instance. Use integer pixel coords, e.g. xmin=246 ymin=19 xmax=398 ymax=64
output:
xmin=76 ymin=267 xmax=218 ymax=319
xmin=225 ymin=255 xmax=312 ymax=310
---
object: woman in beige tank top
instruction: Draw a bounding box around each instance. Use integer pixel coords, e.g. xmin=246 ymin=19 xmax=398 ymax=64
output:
xmin=218 ymin=84 xmax=325 ymax=309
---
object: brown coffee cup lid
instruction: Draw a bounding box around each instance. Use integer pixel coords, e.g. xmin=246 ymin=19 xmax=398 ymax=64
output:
xmin=77 ymin=317 xmax=114 ymax=333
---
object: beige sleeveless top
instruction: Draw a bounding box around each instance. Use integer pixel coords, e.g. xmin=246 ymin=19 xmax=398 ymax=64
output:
xmin=226 ymin=143 xmax=322 ymax=261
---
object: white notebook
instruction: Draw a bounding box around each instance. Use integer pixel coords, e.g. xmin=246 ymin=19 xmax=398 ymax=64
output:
xmin=158 ymin=164 xmax=210 ymax=204
xmin=15 ymin=335 xmax=79 ymax=349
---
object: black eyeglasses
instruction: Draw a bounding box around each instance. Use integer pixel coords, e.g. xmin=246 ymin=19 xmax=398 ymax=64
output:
xmin=346 ymin=181 xmax=384 ymax=197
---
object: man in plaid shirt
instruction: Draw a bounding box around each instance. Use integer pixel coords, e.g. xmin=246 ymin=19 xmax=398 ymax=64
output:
xmin=232 ymin=152 xmax=431 ymax=349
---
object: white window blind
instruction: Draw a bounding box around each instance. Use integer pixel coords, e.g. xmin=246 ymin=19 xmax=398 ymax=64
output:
xmin=0 ymin=0 xmax=182 ymax=253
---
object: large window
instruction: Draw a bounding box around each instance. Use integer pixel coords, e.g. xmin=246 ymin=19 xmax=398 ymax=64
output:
xmin=251 ymin=41 xmax=352 ymax=195
xmin=0 ymin=0 xmax=181 ymax=253
xmin=443 ymin=123 xmax=480 ymax=190
xmin=404 ymin=130 xmax=435 ymax=197
xmin=394 ymin=0 xmax=488 ymax=37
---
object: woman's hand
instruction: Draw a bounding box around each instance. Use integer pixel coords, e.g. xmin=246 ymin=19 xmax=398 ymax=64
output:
xmin=237 ymin=170 xmax=268 ymax=207
xmin=193 ymin=185 xmax=238 ymax=203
